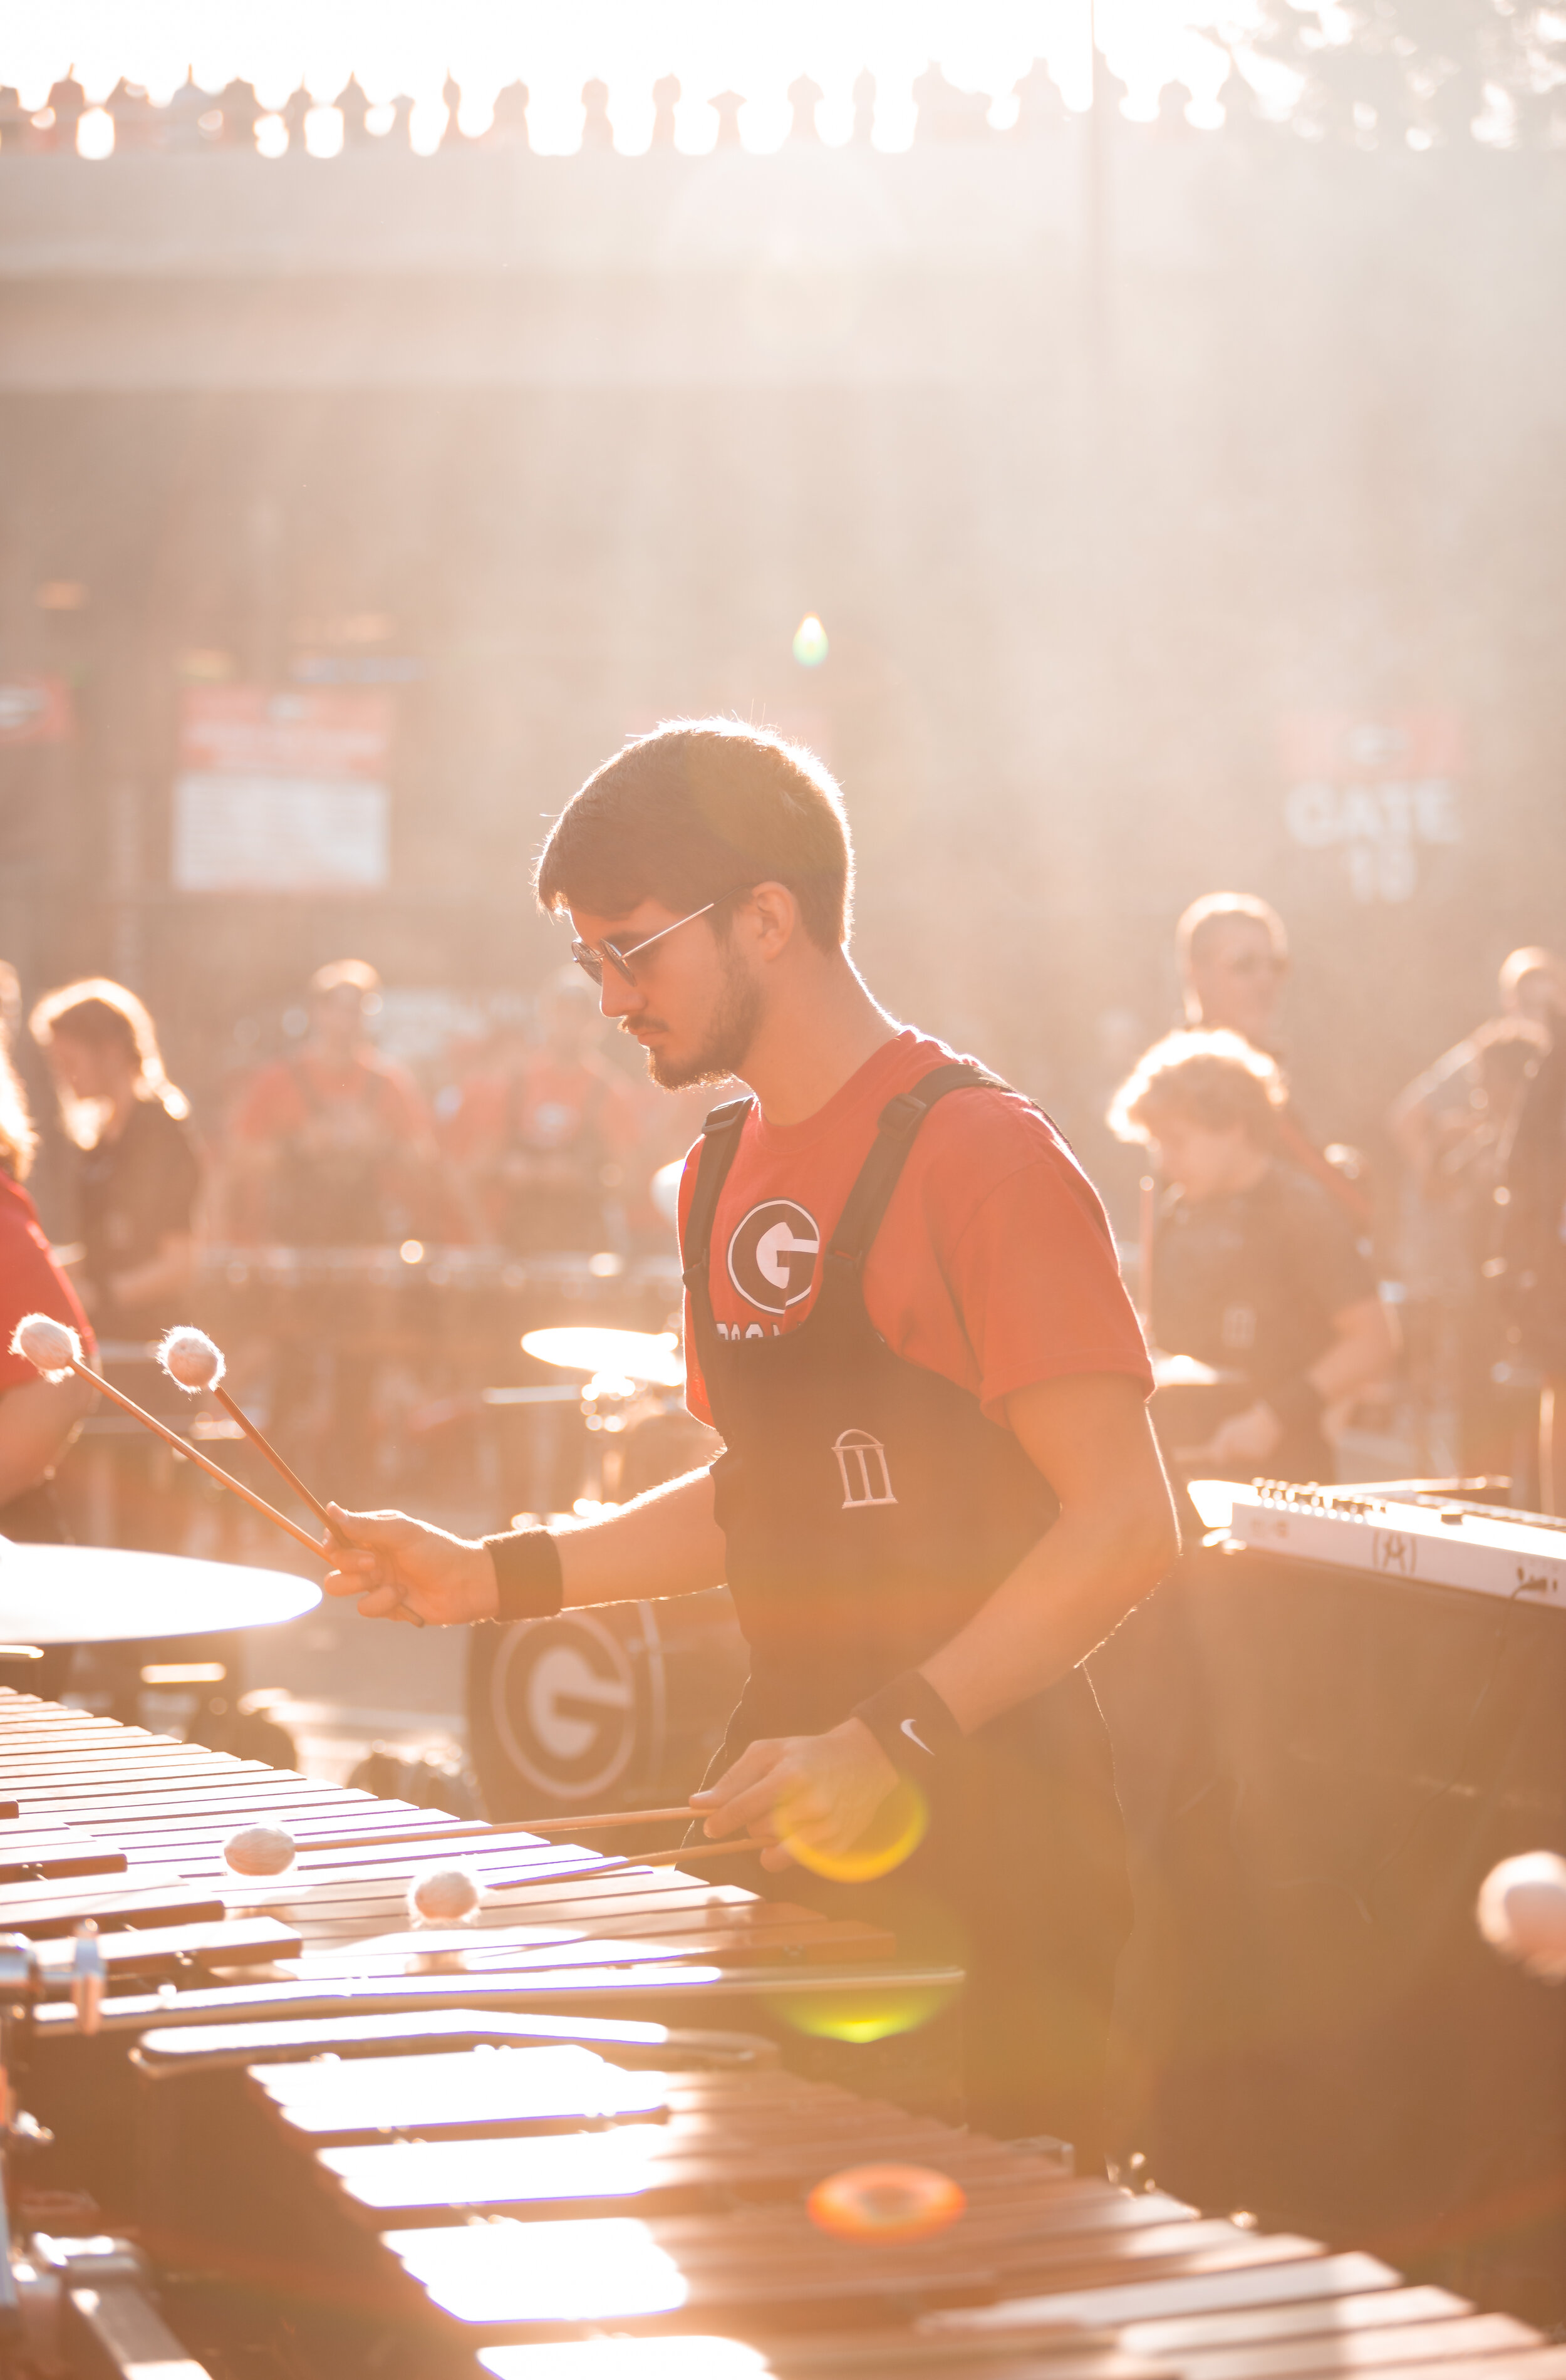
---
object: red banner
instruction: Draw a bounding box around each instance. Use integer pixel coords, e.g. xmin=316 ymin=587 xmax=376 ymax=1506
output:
xmin=178 ymin=685 xmax=393 ymax=779
xmin=1279 ymin=712 xmax=1465 ymax=781
xmin=0 ymin=677 xmax=72 ymax=746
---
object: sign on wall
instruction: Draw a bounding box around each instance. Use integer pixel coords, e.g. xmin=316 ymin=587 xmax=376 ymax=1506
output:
xmin=172 ymin=686 xmax=393 ymax=891
xmin=0 ymin=677 xmax=72 ymax=745
xmin=1280 ymin=714 xmax=1463 ymax=903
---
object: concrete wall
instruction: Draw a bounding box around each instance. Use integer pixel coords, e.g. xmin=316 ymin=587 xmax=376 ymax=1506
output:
xmin=1 ymin=123 xmax=1562 ymax=1228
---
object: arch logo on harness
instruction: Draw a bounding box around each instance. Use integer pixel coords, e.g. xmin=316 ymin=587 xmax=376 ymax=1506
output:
xmin=488 ymin=1613 xmax=639 ymax=1802
xmin=727 ymin=1199 xmax=821 ymax=1314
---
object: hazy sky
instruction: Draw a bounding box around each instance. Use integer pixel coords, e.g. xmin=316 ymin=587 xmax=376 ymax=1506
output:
xmin=6 ymin=3 xmax=1270 ymax=151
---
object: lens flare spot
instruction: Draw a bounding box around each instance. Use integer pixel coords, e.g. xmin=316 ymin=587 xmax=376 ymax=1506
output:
xmin=807 ymin=2162 xmax=966 ymax=2243
xmin=792 ymin=613 xmax=829 ymax=667
xmin=766 ymin=1980 xmax=958 ymax=2044
xmin=783 ymin=1772 xmax=926 ymax=1883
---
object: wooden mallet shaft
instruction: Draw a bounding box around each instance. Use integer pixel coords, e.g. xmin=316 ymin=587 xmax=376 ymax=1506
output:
xmin=73 ymin=1365 xmax=329 ymax=1559
xmin=212 ymin=1385 xmax=342 ymax=1542
xmin=155 ymin=1327 xmax=425 ymax=1629
xmin=507 ymin=1803 xmax=698 ymax=1835
xmin=205 ymin=1388 xmax=425 ymax=1629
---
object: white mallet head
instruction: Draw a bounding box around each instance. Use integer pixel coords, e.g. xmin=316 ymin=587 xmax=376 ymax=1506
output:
xmin=223 ymin=1822 xmax=298 ymax=1878
xmin=11 ymin=1313 xmax=82 ymax=1383
xmin=157 ymin=1326 xmax=225 ymax=1394
xmin=408 ymin=1863 xmax=482 ymax=1926
xmin=1476 ymin=1851 xmax=1566 ymax=1982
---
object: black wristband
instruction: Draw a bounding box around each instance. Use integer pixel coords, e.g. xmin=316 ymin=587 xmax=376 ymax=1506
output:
xmin=1261 ymin=1373 xmax=1326 ymax=1437
xmin=851 ymin=1670 xmax=962 ymax=1785
xmin=482 ymin=1527 xmax=563 ymax=1624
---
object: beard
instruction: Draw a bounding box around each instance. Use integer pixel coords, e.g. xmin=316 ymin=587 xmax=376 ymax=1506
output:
xmin=631 ymin=946 xmax=762 ymax=1091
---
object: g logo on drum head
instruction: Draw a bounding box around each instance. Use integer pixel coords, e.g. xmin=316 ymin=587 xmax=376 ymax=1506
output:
xmin=489 ymin=1613 xmax=641 ymax=1802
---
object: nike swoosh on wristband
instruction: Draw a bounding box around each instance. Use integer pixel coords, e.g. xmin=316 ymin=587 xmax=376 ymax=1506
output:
xmin=900 ymin=1717 xmax=934 ymax=1758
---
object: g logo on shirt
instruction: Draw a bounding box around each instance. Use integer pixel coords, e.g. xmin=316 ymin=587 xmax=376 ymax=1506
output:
xmin=727 ymin=1199 xmax=821 ymax=1314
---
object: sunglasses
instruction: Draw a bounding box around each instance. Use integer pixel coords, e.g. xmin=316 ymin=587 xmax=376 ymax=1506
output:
xmin=570 ymin=900 xmax=719 ymax=990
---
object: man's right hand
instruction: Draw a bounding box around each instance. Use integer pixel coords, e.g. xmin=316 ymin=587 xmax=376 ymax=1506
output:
xmin=321 ymin=1507 xmax=499 ymax=1627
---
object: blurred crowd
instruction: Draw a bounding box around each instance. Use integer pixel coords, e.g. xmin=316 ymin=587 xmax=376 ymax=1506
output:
xmin=207 ymin=958 xmax=692 ymax=1260
xmin=1107 ymin=895 xmax=1566 ymax=1517
xmin=3 ymin=903 xmax=1565 ymax=1621
xmin=0 ymin=955 xmax=706 ymax=1592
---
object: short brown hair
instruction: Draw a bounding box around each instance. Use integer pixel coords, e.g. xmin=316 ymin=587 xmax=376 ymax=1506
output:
xmin=535 ymin=720 xmax=853 ymax=952
xmin=1176 ymin=891 xmax=1288 ymax=975
xmin=1108 ymin=1029 xmax=1285 ymax=1150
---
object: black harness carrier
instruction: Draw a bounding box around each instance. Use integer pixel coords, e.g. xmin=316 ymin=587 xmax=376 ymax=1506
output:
xmin=683 ymin=1061 xmax=1132 ymax=2148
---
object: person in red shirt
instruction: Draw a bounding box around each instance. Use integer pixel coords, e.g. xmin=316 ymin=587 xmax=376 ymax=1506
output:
xmin=227 ymin=959 xmax=433 ymax=1247
xmin=441 ymin=970 xmax=642 ymax=1253
xmin=0 ymin=1036 xmax=95 ymax=1533
xmin=321 ymin=721 xmax=1177 ymax=2152
xmin=224 ymin=960 xmax=436 ymax=1490
xmin=0 ymin=988 xmax=95 ymax=1693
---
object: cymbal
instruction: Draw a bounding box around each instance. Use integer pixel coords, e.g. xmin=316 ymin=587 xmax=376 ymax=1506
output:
xmin=0 ymin=1543 xmax=321 ymax=1645
xmin=521 ymin=1327 xmax=684 ymax=1388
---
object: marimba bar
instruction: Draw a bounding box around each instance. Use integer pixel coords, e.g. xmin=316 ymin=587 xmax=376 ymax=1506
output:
xmin=0 ymin=1688 xmax=1560 ymax=2380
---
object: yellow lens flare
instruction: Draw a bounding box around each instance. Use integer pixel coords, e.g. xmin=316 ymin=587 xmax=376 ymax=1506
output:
xmin=792 ymin=613 xmax=829 ymax=667
xmin=765 ymin=1980 xmax=958 ymax=2045
xmin=807 ymin=2163 xmax=966 ymax=2243
xmin=780 ymin=1772 xmax=927 ymax=1883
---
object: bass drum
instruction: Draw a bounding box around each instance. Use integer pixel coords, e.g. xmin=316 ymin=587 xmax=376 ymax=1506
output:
xmin=467 ymin=1586 xmax=750 ymax=1824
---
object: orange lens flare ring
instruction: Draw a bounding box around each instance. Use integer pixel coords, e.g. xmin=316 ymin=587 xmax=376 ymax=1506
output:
xmin=807 ymin=2162 xmax=967 ymax=2243
xmin=780 ymin=1772 xmax=928 ymax=1883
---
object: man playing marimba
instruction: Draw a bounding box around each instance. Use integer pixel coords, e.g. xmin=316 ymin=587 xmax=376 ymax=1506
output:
xmin=326 ymin=722 xmax=1177 ymax=2156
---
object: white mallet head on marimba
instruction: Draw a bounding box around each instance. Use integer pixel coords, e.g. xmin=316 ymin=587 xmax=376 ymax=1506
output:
xmin=1476 ymin=1850 xmax=1566 ymax=1981
xmin=408 ymin=1863 xmax=483 ymax=1926
xmin=224 ymin=1822 xmax=298 ymax=1878
xmin=10 ymin=1312 xmax=83 ymax=1384
xmin=158 ymin=1326 xmax=225 ymax=1394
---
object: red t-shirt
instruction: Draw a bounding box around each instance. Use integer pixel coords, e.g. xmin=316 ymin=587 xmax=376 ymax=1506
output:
xmin=678 ymin=1030 xmax=1151 ymax=1430
xmin=440 ymin=1058 xmax=643 ymax=1163
xmin=232 ymin=1052 xmax=430 ymax=1146
xmin=0 ymin=1174 xmax=95 ymax=1391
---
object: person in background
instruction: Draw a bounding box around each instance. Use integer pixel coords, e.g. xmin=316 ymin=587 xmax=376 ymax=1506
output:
xmin=29 ymin=979 xmax=202 ymax=1349
xmin=224 ymin=962 xmax=435 ymax=1492
xmin=226 ymin=960 xmax=434 ymax=1248
xmin=1176 ymin=891 xmax=1372 ymax=1230
xmin=1493 ymin=957 xmax=1566 ymax=1508
xmin=0 ymin=973 xmax=95 ymax=1695
xmin=1110 ymin=1029 xmax=1395 ymax=1495
xmin=1387 ymin=948 xmax=1562 ymax=1480
xmin=28 ymin=982 xmax=203 ymax=1603
xmin=442 ymin=970 xmax=641 ymax=1254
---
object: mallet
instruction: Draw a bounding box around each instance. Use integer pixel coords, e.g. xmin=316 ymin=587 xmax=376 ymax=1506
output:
xmin=158 ymin=1328 xmax=341 ymax=1541
xmin=157 ymin=1325 xmax=425 ymax=1629
xmin=9 ymin=1314 xmax=327 ymax=1559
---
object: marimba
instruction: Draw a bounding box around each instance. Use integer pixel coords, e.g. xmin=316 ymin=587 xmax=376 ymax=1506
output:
xmin=1 ymin=1688 xmax=1562 ymax=2380
xmin=130 ymin=2006 xmax=1566 ymax=2377
xmin=0 ymin=1688 xmax=956 ymax=2199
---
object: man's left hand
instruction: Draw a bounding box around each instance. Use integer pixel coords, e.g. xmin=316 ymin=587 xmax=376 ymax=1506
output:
xmin=692 ymin=1718 xmax=900 ymax=1874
